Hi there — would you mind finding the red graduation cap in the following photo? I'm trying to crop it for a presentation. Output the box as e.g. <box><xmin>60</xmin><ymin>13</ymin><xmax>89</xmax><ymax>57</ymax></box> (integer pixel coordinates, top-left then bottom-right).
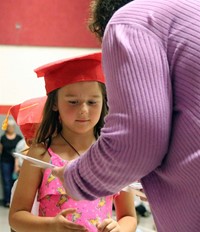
<box><xmin>4</xmin><ymin>96</ymin><xmax>47</xmax><ymax>139</ymax></box>
<box><xmin>34</xmin><ymin>52</ymin><xmax>105</xmax><ymax>94</ymax></box>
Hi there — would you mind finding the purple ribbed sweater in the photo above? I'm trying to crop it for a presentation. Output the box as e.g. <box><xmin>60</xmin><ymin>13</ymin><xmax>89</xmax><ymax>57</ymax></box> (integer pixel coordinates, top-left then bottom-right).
<box><xmin>64</xmin><ymin>0</ymin><xmax>200</xmax><ymax>231</ymax></box>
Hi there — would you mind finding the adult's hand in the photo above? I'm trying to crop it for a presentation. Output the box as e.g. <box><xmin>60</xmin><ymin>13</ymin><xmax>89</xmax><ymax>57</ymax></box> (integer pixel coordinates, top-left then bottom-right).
<box><xmin>52</xmin><ymin>160</ymin><xmax>81</xmax><ymax>200</ymax></box>
<box><xmin>52</xmin><ymin>166</ymin><xmax>65</xmax><ymax>185</ymax></box>
<box><xmin>52</xmin><ymin>164</ymin><xmax>78</xmax><ymax>200</ymax></box>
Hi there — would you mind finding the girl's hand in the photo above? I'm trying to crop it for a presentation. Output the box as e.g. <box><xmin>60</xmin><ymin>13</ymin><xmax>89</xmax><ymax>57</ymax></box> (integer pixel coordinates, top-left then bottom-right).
<box><xmin>51</xmin><ymin>208</ymin><xmax>88</xmax><ymax>232</ymax></box>
<box><xmin>97</xmin><ymin>218</ymin><xmax>121</xmax><ymax>232</ymax></box>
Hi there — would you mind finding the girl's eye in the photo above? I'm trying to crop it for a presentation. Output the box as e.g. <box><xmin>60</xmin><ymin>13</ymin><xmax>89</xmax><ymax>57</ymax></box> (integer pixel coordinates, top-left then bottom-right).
<box><xmin>68</xmin><ymin>101</ymin><xmax>78</xmax><ymax>105</ymax></box>
<box><xmin>88</xmin><ymin>101</ymin><xmax>97</xmax><ymax>105</ymax></box>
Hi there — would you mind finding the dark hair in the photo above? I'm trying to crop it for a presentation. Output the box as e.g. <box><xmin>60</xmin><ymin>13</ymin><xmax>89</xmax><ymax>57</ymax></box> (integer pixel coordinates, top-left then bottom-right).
<box><xmin>88</xmin><ymin>0</ymin><xmax>133</xmax><ymax>40</ymax></box>
<box><xmin>35</xmin><ymin>83</ymin><xmax>108</xmax><ymax>148</ymax></box>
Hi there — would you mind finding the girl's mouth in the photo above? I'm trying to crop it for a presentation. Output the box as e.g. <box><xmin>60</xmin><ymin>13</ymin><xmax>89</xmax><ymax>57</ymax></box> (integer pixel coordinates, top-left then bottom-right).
<box><xmin>75</xmin><ymin>119</ymin><xmax>90</xmax><ymax>123</ymax></box>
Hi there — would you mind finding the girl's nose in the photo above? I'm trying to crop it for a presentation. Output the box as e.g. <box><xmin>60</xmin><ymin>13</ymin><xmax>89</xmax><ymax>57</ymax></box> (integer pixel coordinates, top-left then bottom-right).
<box><xmin>79</xmin><ymin>103</ymin><xmax>88</xmax><ymax>115</ymax></box>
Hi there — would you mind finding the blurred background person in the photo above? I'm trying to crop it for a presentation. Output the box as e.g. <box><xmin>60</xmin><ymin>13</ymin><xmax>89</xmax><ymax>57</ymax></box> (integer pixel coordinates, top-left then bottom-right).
<box><xmin>8</xmin><ymin>96</ymin><xmax>46</xmax><ymax>232</ymax></box>
<box><xmin>0</xmin><ymin>119</ymin><xmax>22</xmax><ymax>207</ymax></box>
<box><xmin>13</xmin><ymin>138</ymin><xmax>28</xmax><ymax>177</ymax></box>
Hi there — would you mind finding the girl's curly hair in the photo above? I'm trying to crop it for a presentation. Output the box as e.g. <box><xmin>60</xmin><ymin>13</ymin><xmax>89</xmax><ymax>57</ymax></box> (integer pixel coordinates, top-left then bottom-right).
<box><xmin>89</xmin><ymin>0</ymin><xmax>133</xmax><ymax>40</ymax></box>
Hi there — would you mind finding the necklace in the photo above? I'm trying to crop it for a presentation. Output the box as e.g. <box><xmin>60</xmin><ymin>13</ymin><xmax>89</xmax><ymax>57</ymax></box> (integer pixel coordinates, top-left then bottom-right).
<box><xmin>60</xmin><ymin>132</ymin><xmax>80</xmax><ymax>156</ymax></box>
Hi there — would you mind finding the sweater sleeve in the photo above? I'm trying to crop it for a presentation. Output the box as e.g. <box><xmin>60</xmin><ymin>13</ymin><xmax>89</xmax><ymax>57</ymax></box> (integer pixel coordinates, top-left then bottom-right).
<box><xmin>64</xmin><ymin>24</ymin><xmax>172</xmax><ymax>200</ymax></box>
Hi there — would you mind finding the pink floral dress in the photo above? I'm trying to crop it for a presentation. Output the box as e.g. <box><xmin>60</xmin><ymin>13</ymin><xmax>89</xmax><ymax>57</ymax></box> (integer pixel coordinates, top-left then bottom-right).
<box><xmin>38</xmin><ymin>148</ymin><xmax>114</xmax><ymax>232</ymax></box>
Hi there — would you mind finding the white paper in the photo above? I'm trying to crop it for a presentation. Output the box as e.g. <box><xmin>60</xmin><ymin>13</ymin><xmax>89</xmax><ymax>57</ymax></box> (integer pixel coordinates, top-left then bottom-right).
<box><xmin>122</xmin><ymin>182</ymin><xmax>146</xmax><ymax>198</ymax></box>
<box><xmin>13</xmin><ymin>152</ymin><xmax>56</xmax><ymax>170</ymax></box>
<box><xmin>129</xmin><ymin>182</ymin><xmax>143</xmax><ymax>190</ymax></box>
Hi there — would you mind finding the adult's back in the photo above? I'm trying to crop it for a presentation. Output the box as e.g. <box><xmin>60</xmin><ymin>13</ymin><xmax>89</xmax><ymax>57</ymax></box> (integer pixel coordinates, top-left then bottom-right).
<box><xmin>103</xmin><ymin>0</ymin><xmax>200</xmax><ymax>231</ymax></box>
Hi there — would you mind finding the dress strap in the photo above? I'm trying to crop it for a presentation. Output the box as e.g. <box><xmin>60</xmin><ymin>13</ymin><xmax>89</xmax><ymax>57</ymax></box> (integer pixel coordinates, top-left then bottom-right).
<box><xmin>47</xmin><ymin>147</ymin><xmax>65</xmax><ymax>161</ymax></box>
<box><xmin>47</xmin><ymin>147</ymin><xmax>54</xmax><ymax>157</ymax></box>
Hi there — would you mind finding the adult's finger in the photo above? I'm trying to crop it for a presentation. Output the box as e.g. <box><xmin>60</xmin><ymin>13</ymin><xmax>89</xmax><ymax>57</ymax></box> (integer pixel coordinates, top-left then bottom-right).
<box><xmin>52</xmin><ymin>166</ymin><xmax>65</xmax><ymax>183</ymax></box>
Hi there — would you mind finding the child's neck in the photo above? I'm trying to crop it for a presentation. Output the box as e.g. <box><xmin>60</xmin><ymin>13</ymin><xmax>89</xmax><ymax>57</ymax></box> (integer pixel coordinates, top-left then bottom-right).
<box><xmin>60</xmin><ymin>128</ymin><xmax>96</xmax><ymax>152</ymax></box>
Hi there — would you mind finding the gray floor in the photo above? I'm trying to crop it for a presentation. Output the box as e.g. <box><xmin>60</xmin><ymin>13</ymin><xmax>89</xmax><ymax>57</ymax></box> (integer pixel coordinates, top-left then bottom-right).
<box><xmin>0</xmin><ymin>206</ymin><xmax>10</xmax><ymax>232</ymax></box>
<box><xmin>0</xmin><ymin>205</ymin><xmax>155</xmax><ymax>232</ymax></box>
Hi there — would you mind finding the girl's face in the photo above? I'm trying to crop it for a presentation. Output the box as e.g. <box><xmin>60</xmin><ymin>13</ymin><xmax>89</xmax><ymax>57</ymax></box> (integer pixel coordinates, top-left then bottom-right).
<box><xmin>56</xmin><ymin>81</ymin><xmax>103</xmax><ymax>135</ymax></box>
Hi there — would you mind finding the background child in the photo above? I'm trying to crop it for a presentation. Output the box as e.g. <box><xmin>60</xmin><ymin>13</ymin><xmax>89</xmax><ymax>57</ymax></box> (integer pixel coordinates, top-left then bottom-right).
<box><xmin>9</xmin><ymin>53</ymin><xmax>137</xmax><ymax>232</ymax></box>
<box><xmin>8</xmin><ymin>96</ymin><xmax>46</xmax><ymax>232</ymax></box>
<box><xmin>10</xmin><ymin>96</ymin><xmax>47</xmax><ymax>176</ymax></box>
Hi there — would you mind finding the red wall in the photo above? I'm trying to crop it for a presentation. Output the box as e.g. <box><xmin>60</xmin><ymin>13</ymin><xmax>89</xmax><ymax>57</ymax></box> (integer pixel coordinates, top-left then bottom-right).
<box><xmin>0</xmin><ymin>106</ymin><xmax>12</xmax><ymax>114</ymax></box>
<box><xmin>0</xmin><ymin>0</ymin><xmax>99</xmax><ymax>48</ymax></box>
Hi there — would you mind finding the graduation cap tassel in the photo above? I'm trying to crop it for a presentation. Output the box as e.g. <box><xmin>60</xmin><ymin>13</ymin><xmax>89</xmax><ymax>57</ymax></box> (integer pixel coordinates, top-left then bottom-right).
<box><xmin>1</xmin><ymin>109</ymin><xmax>11</xmax><ymax>131</ymax></box>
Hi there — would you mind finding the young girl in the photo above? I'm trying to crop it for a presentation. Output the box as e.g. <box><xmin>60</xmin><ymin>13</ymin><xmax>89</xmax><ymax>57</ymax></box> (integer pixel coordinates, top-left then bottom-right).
<box><xmin>9</xmin><ymin>53</ymin><xmax>137</xmax><ymax>232</ymax></box>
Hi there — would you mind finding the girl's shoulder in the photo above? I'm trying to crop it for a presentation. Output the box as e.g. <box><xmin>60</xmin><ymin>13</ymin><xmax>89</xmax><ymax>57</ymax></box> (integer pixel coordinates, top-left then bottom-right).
<box><xmin>28</xmin><ymin>143</ymin><xmax>47</xmax><ymax>159</ymax></box>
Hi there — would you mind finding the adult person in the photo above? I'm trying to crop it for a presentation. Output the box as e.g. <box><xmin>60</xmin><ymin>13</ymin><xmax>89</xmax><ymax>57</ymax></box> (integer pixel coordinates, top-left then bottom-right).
<box><xmin>0</xmin><ymin>120</ymin><xmax>22</xmax><ymax>207</ymax></box>
<box><xmin>53</xmin><ymin>0</ymin><xmax>200</xmax><ymax>231</ymax></box>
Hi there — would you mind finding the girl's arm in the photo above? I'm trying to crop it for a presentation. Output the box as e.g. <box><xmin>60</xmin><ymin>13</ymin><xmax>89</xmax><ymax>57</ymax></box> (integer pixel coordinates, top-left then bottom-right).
<box><xmin>97</xmin><ymin>191</ymin><xmax>137</xmax><ymax>232</ymax></box>
<box><xmin>9</xmin><ymin>144</ymin><xmax>87</xmax><ymax>232</ymax></box>
<box><xmin>115</xmin><ymin>191</ymin><xmax>137</xmax><ymax>231</ymax></box>
<box><xmin>9</xmin><ymin>144</ymin><xmax>51</xmax><ymax>232</ymax></box>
